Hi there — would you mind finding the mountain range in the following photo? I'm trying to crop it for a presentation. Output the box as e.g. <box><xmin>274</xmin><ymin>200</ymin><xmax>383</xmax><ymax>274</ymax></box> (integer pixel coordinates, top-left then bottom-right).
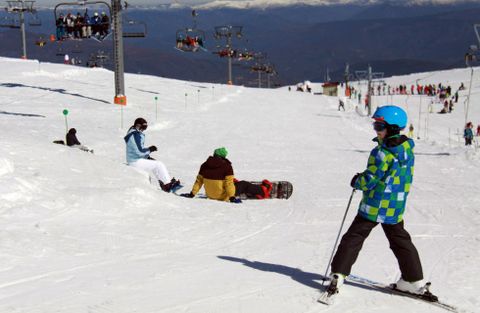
<box><xmin>1</xmin><ymin>1</ymin><xmax>479</xmax><ymax>86</ymax></box>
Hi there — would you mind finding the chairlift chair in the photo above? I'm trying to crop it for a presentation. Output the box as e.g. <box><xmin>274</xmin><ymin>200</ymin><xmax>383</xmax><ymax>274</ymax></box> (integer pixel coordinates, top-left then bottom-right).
<box><xmin>28</xmin><ymin>13</ymin><xmax>41</xmax><ymax>26</ymax></box>
<box><xmin>6</xmin><ymin>0</ymin><xmax>34</xmax><ymax>13</ymax></box>
<box><xmin>236</xmin><ymin>49</ymin><xmax>254</xmax><ymax>61</ymax></box>
<box><xmin>175</xmin><ymin>28</ymin><xmax>206</xmax><ymax>52</ymax></box>
<box><xmin>122</xmin><ymin>19</ymin><xmax>147</xmax><ymax>38</ymax></box>
<box><xmin>0</xmin><ymin>15</ymin><xmax>20</xmax><ymax>29</ymax></box>
<box><xmin>54</xmin><ymin>1</ymin><xmax>112</xmax><ymax>42</ymax></box>
<box><xmin>214</xmin><ymin>25</ymin><xmax>243</xmax><ymax>39</ymax></box>
<box><xmin>175</xmin><ymin>10</ymin><xmax>206</xmax><ymax>52</ymax></box>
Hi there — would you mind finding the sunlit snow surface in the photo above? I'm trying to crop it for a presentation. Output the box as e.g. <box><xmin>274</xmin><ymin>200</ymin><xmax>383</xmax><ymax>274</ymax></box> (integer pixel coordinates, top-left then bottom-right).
<box><xmin>0</xmin><ymin>57</ymin><xmax>479</xmax><ymax>313</ymax></box>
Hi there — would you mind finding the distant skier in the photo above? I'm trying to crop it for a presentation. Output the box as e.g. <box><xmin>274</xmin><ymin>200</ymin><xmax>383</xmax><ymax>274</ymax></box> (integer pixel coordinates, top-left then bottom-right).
<box><xmin>448</xmin><ymin>99</ymin><xmax>454</xmax><ymax>113</ymax></box>
<box><xmin>325</xmin><ymin>105</ymin><xmax>425</xmax><ymax>295</ymax></box>
<box><xmin>124</xmin><ymin>118</ymin><xmax>180</xmax><ymax>192</ymax></box>
<box><xmin>180</xmin><ymin>147</ymin><xmax>272</xmax><ymax>202</ymax></box>
<box><xmin>407</xmin><ymin>123</ymin><xmax>414</xmax><ymax>138</ymax></box>
<box><xmin>66</xmin><ymin>128</ymin><xmax>93</xmax><ymax>153</ymax></box>
<box><xmin>464</xmin><ymin>122</ymin><xmax>474</xmax><ymax>146</ymax></box>
<box><xmin>338</xmin><ymin>99</ymin><xmax>345</xmax><ymax>111</ymax></box>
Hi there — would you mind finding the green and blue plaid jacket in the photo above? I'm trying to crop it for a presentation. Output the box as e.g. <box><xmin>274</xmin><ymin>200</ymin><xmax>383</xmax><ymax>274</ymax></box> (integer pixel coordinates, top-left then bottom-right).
<box><xmin>354</xmin><ymin>135</ymin><xmax>414</xmax><ymax>224</ymax></box>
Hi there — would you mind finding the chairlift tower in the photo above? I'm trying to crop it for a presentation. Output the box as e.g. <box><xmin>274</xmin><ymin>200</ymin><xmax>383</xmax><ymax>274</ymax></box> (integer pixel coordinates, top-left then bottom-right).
<box><xmin>111</xmin><ymin>0</ymin><xmax>126</xmax><ymax>107</ymax></box>
<box><xmin>251</xmin><ymin>52</ymin><xmax>266</xmax><ymax>88</ymax></box>
<box><xmin>266</xmin><ymin>64</ymin><xmax>277</xmax><ymax>89</ymax></box>
<box><xmin>4</xmin><ymin>0</ymin><xmax>36</xmax><ymax>59</ymax></box>
<box><xmin>355</xmin><ymin>66</ymin><xmax>383</xmax><ymax>115</ymax></box>
<box><xmin>464</xmin><ymin>24</ymin><xmax>480</xmax><ymax>126</ymax></box>
<box><xmin>344</xmin><ymin>63</ymin><xmax>351</xmax><ymax>89</ymax></box>
<box><xmin>214</xmin><ymin>25</ymin><xmax>243</xmax><ymax>85</ymax></box>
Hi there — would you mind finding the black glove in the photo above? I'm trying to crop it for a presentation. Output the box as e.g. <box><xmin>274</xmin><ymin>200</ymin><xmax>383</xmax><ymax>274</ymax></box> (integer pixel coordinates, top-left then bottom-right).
<box><xmin>350</xmin><ymin>173</ymin><xmax>361</xmax><ymax>188</ymax></box>
<box><xmin>180</xmin><ymin>192</ymin><xmax>194</xmax><ymax>198</ymax></box>
<box><xmin>148</xmin><ymin>145</ymin><xmax>157</xmax><ymax>152</ymax></box>
<box><xmin>229</xmin><ymin>196</ymin><xmax>242</xmax><ymax>203</ymax></box>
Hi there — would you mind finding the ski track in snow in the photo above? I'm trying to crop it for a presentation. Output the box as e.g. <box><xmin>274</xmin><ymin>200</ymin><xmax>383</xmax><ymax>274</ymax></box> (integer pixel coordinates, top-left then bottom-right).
<box><xmin>0</xmin><ymin>58</ymin><xmax>479</xmax><ymax>313</ymax></box>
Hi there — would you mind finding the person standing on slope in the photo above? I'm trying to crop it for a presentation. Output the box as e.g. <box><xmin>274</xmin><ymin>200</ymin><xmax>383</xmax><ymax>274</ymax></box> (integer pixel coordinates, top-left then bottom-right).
<box><xmin>464</xmin><ymin>122</ymin><xmax>474</xmax><ymax>146</ymax></box>
<box><xmin>327</xmin><ymin>105</ymin><xmax>425</xmax><ymax>294</ymax></box>
<box><xmin>124</xmin><ymin>118</ymin><xmax>180</xmax><ymax>192</ymax></box>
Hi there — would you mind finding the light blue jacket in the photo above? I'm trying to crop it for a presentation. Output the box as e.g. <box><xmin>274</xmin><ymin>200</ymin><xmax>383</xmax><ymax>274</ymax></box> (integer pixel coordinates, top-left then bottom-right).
<box><xmin>124</xmin><ymin>127</ymin><xmax>150</xmax><ymax>164</ymax></box>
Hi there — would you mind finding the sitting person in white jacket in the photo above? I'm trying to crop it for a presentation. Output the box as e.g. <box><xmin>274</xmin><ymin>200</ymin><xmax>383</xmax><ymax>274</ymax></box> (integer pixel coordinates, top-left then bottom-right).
<box><xmin>124</xmin><ymin>117</ymin><xmax>180</xmax><ymax>192</ymax></box>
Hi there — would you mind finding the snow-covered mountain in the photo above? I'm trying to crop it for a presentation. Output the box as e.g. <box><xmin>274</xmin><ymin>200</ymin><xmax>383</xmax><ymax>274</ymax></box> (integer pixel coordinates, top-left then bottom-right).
<box><xmin>192</xmin><ymin>0</ymin><xmax>478</xmax><ymax>10</ymax></box>
<box><xmin>0</xmin><ymin>56</ymin><xmax>479</xmax><ymax>313</ymax></box>
<box><xmin>34</xmin><ymin>0</ymin><xmax>480</xmax><ymax>10</ymax></box>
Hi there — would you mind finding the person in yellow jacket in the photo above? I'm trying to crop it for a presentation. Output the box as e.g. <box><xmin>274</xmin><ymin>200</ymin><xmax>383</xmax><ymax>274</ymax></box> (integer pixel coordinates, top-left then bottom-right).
<box><xmin>181</xmin><ymin>147</ymin><xmax>237</xmax><ymax>202</ymax></box>
<box><xmin>181</xmin><ymin>147</ymin><xmax>273</xmax><ymax>202</ymax></box>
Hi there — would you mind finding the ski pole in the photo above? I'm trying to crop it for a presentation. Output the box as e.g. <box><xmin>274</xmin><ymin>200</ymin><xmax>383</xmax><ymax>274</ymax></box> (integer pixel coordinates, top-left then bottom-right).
<box><xmin>322</xmin><ymin>188</ymin><xmax>356</xmax><ymax>285</ymax></box>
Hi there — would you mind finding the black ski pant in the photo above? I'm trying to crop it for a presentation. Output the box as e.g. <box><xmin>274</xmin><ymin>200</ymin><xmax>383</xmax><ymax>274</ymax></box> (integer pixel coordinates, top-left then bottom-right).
<box><xmin>234</xmin><ymin>180</ymin><xmax>263</xmax><ymax>198</ymax></box>
<box><xmin>331</xmin><ymin>214</ymin><xmax>423</xmax><ymax>282</ymax></box>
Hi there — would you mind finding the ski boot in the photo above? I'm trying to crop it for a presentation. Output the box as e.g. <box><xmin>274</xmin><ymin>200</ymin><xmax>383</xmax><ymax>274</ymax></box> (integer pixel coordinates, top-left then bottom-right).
<box><xmin>160</xmin><ymin>178</ymin><xmax>181</xmax><ymax>193</ymax></box>
<box><xmin>318</xmin><ymin>273</ymin><xmax>344</xmax><ymax>305</ymax></box>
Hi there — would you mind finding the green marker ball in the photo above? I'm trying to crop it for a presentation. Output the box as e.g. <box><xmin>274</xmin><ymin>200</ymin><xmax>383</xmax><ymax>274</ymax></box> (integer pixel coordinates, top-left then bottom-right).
<box><xmin>63</xmin><ymin>109</ymin><xmax>69</xmax><ymax>116</ymax></box>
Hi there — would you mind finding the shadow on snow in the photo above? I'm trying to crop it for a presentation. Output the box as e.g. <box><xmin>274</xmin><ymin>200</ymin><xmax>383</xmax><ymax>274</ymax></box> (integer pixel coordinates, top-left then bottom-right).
<box><xmin>217</xmin><ymin>255</ymin><xmax>326</xmax><ymax>290</ymax></box>
<box><xmin>0</xmin><ymin>110</ymin><xmax>45</xmax><ymax>118</ymax></box>
<box><xmin>217</xmin><ymin>255</ymin><xmax>396</xmax><ymax>295</ymax></box>
<box><xmin>0</xmin><ymin>83</ymin><xmax>110</xmax><ymax>104</ymax></box>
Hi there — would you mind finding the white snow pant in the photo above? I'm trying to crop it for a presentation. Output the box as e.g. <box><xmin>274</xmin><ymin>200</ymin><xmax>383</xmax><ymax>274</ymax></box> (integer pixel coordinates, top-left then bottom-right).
<box><xmin>130</xmin><ymin>159</ymin><xmax>171</xmax><ymax>184</ymax></box>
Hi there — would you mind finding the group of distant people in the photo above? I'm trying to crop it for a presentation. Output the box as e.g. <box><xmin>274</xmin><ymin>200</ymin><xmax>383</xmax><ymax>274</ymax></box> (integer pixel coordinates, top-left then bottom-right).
<box><xmin>213</xmin><ymin>48</ymin><xmax>253</xmax><ymax>60</ymax></box>
<box><xmin>356</xmin><ymin>82</ymin><xmax>465</xmax><ymax>98</ymax></box>
<box><xmin>176</xmin><ymin>35</ymin><xmax>204</xmax><ymax>51</ymax></box>
<box><xmin>56</xmin><ymin>11</ymin><xmax>110</xmax><ymax>41</ymax></box>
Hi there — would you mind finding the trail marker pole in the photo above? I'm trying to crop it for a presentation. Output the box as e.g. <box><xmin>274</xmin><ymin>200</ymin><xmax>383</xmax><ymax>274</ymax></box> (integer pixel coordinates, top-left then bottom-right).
<box><xmin>62</xmin><ymin>109</ymin><xmax>69</xmax><ymax>134</ymax></box>
<box><xmin>155</xmin><ymin>96</ymin><xmax>158</xmax><ymax>122</ymax></box>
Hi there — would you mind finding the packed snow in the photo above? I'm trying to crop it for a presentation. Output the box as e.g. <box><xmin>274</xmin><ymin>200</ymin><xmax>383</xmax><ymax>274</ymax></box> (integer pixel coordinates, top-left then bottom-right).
<box><xmin>0</xmin><ymin>56</ymin><xmax>479</xmax><ymax>313</ymax></box>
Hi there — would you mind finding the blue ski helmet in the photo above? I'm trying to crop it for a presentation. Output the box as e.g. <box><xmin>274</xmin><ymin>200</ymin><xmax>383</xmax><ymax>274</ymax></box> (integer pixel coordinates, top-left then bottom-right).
<box><xmin>372</xmin><ymin>105</ymin><xmax>407</xmax><ymax>130</ymax></box>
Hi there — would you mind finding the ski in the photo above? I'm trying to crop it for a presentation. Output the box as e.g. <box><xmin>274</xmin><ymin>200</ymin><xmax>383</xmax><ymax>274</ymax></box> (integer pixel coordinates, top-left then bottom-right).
<box><xmin>346</xmin><ymin>274</ymin><xmax>459</xmax><ymax>313</ymax></box>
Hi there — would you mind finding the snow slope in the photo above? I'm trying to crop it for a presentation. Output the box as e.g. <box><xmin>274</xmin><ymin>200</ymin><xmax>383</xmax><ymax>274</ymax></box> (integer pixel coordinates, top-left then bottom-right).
<box><xmin>0</xmin><ymin>57</ymin><xmax>479</xmax><ymax>313</ymax></box>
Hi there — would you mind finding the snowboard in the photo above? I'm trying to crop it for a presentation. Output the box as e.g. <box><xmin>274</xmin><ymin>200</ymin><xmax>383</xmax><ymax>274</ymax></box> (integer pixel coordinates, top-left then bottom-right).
<box><xmin>238</xmin><ymin>181</ymin><xmax>293</xmax><ymax>200</ymax></box>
